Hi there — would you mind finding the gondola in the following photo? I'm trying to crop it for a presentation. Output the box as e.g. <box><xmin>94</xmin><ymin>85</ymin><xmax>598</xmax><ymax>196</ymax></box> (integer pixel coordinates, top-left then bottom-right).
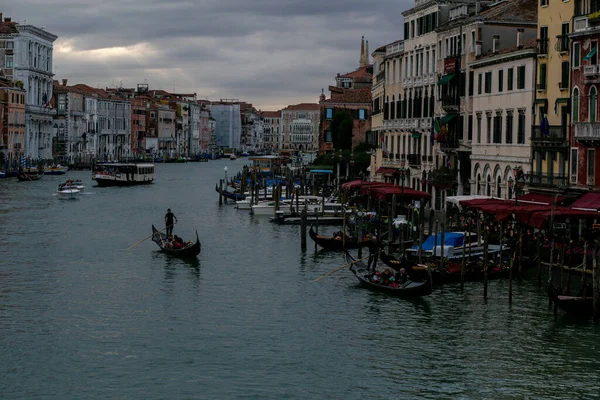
<box><xmin>346</xmin><ymin>252</ymin><xmax>432</xmax><ymax>298</ymax></box>
<box><xmin>309</xmin><ymin>225</ymin><xmax>374</xmax><ymax>251</ymax></box>
<box><xmin>548</xmin><ymin>282</ymin><xmax>594</xmax><ymax>317</ymax></box>
<box><xmin>215</xmin><ymin>184</ymin><xmax>246</xmax><ymax>201</ymax></box>
<box><xmin>151</xmin><ymin>225</ymin><xmax>201</xmax><ymax>258</ymax></box>
<box><xmin>17</xmin><ymin>173</ymin><xmax>43</xmax><ymax>182</ymax></box>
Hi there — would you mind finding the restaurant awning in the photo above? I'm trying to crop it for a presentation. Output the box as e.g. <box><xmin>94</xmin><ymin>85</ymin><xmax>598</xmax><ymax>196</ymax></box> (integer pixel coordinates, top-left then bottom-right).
<box><xmin>437</xmin><ymin>73</ymin><xmax>455</xmax><ymax>86</ymax></box>
<box><xmin>516</xmin><ymin>193</ymin><xmax>566</xmax><ymax>205</ymax></box>
<box><xmin>367</xmin><ymin>186</ymin><xmax>432</xmax><ymax>202</ymax></box>
<box><xmin>570</xmin><ymin>192</ymin><xmax>600</xmax><ymax>211</ymax></box>
<box><xmin>584</xmin><ymin>45</ymin><xmax>597</xmax><ymax>61</ymax></box>
<box><xmin>376</xmin><ymin>167</ymin><xmax>398</xmax><ymax>175</ymax></box>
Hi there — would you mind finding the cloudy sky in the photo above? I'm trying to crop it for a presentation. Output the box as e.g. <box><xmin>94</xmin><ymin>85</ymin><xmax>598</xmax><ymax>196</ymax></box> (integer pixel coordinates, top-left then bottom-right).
<box><xmin>6</xmin><ymin>0</ymin><xmax>409</xmax><ymax>110</ymax></box>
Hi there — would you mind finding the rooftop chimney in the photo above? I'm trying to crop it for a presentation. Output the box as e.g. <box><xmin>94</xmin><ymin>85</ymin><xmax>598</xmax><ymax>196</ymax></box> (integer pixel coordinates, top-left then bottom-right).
<box><xmin>517</xmin><ymin>28</ymin><xmax>524</xmax><ymax>49</ymax></box>
<box><xmin>4</xmin><ymin>17</ymin><xmax>11</xmax><ymax>22</ymax></box>
<box><xmin>493</xmin><ymin>35</ymin><xmax>500</xmax><ymax>54</ymax></box>
<box><xmin>62</xmin><ymin>79</ymin><xmax>68</xmax><ymax>86</ymax></box>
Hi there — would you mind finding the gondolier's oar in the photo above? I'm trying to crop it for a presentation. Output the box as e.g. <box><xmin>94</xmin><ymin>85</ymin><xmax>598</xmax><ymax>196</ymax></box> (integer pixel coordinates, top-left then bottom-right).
<box><xmin>313</xmin><ymin>252</ymin><xmax>379</xmax><ymax>282</ymax></box>
<box><xmin>126</xmin><ymin>223</ymin><xmax>175</xmax><ymax>250</ymax></box>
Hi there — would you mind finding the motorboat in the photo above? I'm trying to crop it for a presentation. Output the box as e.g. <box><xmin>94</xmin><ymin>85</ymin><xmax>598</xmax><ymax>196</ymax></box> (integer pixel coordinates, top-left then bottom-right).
<box><xmin>57</xmin><ymin>185</ymin><xmax>80</xmax><ymax>199</ymax></box>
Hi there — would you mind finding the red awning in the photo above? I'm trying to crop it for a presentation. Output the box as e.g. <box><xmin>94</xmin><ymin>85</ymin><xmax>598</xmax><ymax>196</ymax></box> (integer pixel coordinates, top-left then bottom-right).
<box><xmin>570</xmin><ymin>192</ymin><xmax>600</xmax><ymax>211</ymax></box>
<box><xmin>359</xmin><ymin>182</ymin><xmax>396</xmax><ymax>195</ymax></box>
<box><xmin>341</xmin><ymin>179</ymin><xmax>366</xmax><ymax>190</ymax></box>
<box><xmin>459</xmin><ymin>198</ymin><xmax>507</xmax><ymax>211</ymax></box>
<box><xmin>376</xmin><ymin>167</ymin><xmax>398</xmax><ymax>175</ymax></box>
<box><xmin>368</xmin><ymin>186</ymin><xmax>432</xmax><ymax>202</ymax></box>
<box><xmin>516</xmin><ymin>193</ymin><xmax>566</xmax><ymax>205</ymax></box>
<box><xmin>527</xmin><ymin>207</ymin><xmax>600</xmax><ymax>229</ymax></box>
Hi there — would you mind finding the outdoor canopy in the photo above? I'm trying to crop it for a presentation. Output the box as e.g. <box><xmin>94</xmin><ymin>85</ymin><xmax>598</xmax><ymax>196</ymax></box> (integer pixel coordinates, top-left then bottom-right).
<box><xmin>570</xmin><ymin>192</ymin><xmax>600</xmax><ymax>211</ymax></box>
<box><xmin>367</xmin><ymin>186</ymin><xmax>431</xmax><ymax>202</ymax></box>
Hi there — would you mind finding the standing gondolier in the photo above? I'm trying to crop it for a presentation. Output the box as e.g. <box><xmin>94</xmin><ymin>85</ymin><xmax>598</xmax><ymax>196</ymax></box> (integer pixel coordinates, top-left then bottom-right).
<box><xmin>165</xmin><ymin>208</ymin><xmax>177</xmax><ymax>237</ymax></box>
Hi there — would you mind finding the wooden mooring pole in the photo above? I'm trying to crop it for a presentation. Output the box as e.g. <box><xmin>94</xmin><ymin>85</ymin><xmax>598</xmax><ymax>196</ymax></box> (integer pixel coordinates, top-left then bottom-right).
<box><xmin>219</xmin><ymin>179</ymin><xmax>223</xmax><ymax>206</ymax></box>
<box><xmin>536</xmin><ymin>234</ymin><xmax>542</xmax><ymax>288</ymax></box>
<box><xmin>461</xmin><ymin>218</ymin><xmax>467</xmax><ymax>292</ymax></box>
<box><xmin>593</xmin><ymin>241</ymin><xmax>599</xmax><ymax>321</ymax></box>
<box><xmin>483</xmin><ymin>232</ymin><xmax>489</xmax><ymax>300</ymax></box>
<box><xmin>300</xmin><ymin>206</ymin><xmax>307</xmax><ymax>250</ymax></box>
<box><xmin>509</xmin><ymin>252</ymin><xmax>514</xmax><ymax>305</ymax></box>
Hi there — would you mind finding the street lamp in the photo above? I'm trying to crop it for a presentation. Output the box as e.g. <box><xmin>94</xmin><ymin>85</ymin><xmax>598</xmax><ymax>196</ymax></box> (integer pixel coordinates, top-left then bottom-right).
<box><xmin>349</xmin><ymin>152</ymin><xmax>355</xmax><ymax>178</ymax></box>
<box><xmin>224</xmin><ymin>166</ymin><xmax>228</xmax><ymax>184</ymax></box>
<box><xmin>507</xmin><ymin>176</ymin><xmax>514</xmax><ymax>202</ymax></box>
<box><xmin>512</xmin><ymin>166</ymin><xmax>525</xmax><ymax>205</ymax></box>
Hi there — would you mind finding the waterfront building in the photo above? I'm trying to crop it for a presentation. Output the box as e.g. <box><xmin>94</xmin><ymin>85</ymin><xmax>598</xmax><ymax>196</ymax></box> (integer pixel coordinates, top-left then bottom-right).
<box><xmin>189</xmin><ymin>101</ymin><xmax>200</xmax><ymax>156</ymax></box>
<box><xmin>208</xmin><ymin>101</ymin><xmax>242</xmax><ymax>150</ymax></box>
<box><xmin>156</xmin><ymin>104</ymin><xmax>176</xmax><ymax>158</ymax></box>
<box><xmin>368</xmin><ymin>44</ymin><xmax>387</xmax><ymax>180</ymax></box>
<box><xmin>281</xmin><ymin>103</ymin><xmax>320</xmax><ymax>153</ymax></box>
<box><xmin>199</xmin><ymin>103</ymin><xmax>212</xmax><ymax>151</ymax></box>
<box><xmin>261</xmin><ymin>111</ymin><xmax>281</xmax><ymax>152</ymax></box>
<box><xmin>569</xmin><ymin>5</ymin><xmax>600</xmax><ymax>190</ymax></box>
<box><xmin>52</xmin><ymin>79</ymin><xmax>87</xmax><ymax>165</ymax></box>
<box><xmin>469</xmin><ymin>38</ymin><xmax>537</xmax><ymax>199</ymax></box>
<box><xmin>434</xmin><ymin>0</ymin><xmax>537</xmax><ymax>205</ymax></box>
<box><xmin>240</xmin><ymin>102</ymin><xmax>258</xmax><ymax>152</ymax></box>
<box><xmin>0</xmin><ymin>79</ymin><xmax>26</xmax><ymax>167</ymax></box>
<box><xmin>252</xmin><ymin>115</ymin><xmax>265</xmax><ymax>153</ymax></box>
<box><xmin>320</xmin><ymin>37</ymin><xmax>373</xmax><ymax>155</ymax></box>
<box><xmin>72</xmin><ymin>84</ymin><xmax>131</xmax><ymax>161</ymax></box>
<box><xmin>531</xmin><ymin>0</ymin><xmax>574</xmax><ymax>193</ymax></box>
<box><xmin>0</xmin><ymin>14</ymin><xmax>57</xmax><ymax>160</ymax></box>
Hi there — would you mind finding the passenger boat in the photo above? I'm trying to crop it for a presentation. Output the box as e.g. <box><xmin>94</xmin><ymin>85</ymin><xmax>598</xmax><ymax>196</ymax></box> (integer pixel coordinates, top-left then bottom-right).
<box><xmin>309</xmin><ymin>225</ymin><xmax>375</xmax><ymax>250</ymax></box>
<box><xmin>151</xmin><ymin>225</ymin><xmax>201</xmax><ymax>258</ymax></box>
<box><xmin>548</xmin><ymin>282</ymin><xmax>594</xmax><ymax>317</ymax></box>
<box><xmin>92</xmin><ymin>162</ymin><xmax>155</xmax><ymax>187</ymax></box>
<box><xmin>346</xmin><ymin>252</ymin><xmax>433</xmax><ymax>298</ymax></box>
<box><xmin>44</xmin><ymin>166</ymin><xmax>67</xmax><ymax>175</ymax></box>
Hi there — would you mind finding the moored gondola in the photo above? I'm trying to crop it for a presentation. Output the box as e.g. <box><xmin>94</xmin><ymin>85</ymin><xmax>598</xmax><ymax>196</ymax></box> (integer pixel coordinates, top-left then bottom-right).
<box><xmin>151</xmin><ymin>225</ymin><xmax>201</xmax><ymax>258</ymax></box>
<box><xmin>548</xmin><ymin>282</ymin><xmax>594</xmax><ymax>317</ymax></box>
<box><xmin>309</xmin><ymin>225</ymin><xmax>374</xmax><ymax>251</ymax></box>
<box><xmin>17</xmin><ymin>172</ymin><xmax>43</xmax><ymax>181</ymax></box>
<box><xmin>346</xmin><ymin>252</ymin><xmax>432</xmax><ymax>298</ymax></box>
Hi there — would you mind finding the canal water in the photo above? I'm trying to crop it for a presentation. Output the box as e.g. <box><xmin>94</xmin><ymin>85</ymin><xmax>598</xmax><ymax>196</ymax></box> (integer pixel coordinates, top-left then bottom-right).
<box><xmin>0</xmin><ymin>160</ymin><xmax>599</xmax><ymax>399</ymax></box>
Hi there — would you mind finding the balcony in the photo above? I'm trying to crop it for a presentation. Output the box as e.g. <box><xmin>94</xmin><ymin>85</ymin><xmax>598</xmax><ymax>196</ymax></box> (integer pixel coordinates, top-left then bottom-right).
<box><xmin>439</xmin><ymin>134</ymin><xmax>460</xmax><ymax>152</ymax></box>
<box><xmin>574</xmin><ymin>122</ymin><xmax>600</xmax><ymax>144</ymax></box>
<box><xmin>584</xmin><ymin>65</ymin><xmax>600</xmax><ymax>77</ymax></box>
<box><xmin>525</xmin><ymin>173</ymin><xmax>568</xmax><ymax>189</ymax></box>
<box><xmin>406</xmin><ymin>154</ymin><xmax>421</xmax><ymax>166</ymax></box>
<box><xmin>441</xmin><ymin>95</ymin><xmax>459</xmax><ymax>109</ymax></box>
<box><xmin>537</xmin><ymin>39</ymin><xmax>549</xmax><ymax>56</ymax></box>
<box><xmin>531</xmin><ymin>125</ymin><xmax>568</xmax><ymax>148</ymax></box>
<box><xmin>427</xmin><ymin>167</ymin><xmax>458</xmax><ymax>189</ymax></box>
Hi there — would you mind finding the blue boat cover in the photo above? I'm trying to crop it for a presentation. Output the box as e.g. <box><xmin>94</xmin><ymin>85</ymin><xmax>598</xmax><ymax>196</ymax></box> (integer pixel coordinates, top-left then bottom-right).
<box><xmin>410</xmin><ymin>232</ymin><xmax>464</xmax><ymax>251</ymax></box>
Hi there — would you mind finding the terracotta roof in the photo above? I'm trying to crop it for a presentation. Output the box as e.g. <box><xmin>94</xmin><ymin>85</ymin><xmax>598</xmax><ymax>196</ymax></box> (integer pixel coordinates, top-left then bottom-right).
<box><xmin>322</xmin><ymin>87</ymin><xmax>372</xmax><ymax>104</ymax></box>
<box><xmin>479</xmin><ymin>0</ymin><xmax>537</xmax><ymax>23</ymax></box>
<box><xmin>53</xmin><ymin>81</ymin><xmax>85</xmax><ymax>96</ymax></box>
<box><xmin>283</xmin><ymin>103</ymin><xmax>321</xmax><ymax>111</ymax></box>
<box><xmin>475</xmin><ymin>37</ymin><xmax>537</xmax><ymax>62</ymax></box>
<box><xmin>261</xmin><ymin>111</ymin><xmax>281</xmax><ymax>118</ymax></box>
<box><xmin>71</xmin><ymin>84</ymin><xmax>128</xmax><ymax>101</ymax></box>
<box><xmin>373</xmin><ymin>44</ymin><xmax>387</xmax><ymax>54</ymax></box>
<box><xmin>338</xmin><ymin>66</ymin><xmax>372</xmax><ymax>80</ymax></box>
<box><xmin>0</xmin><ymin>21</ymin><xmax>18</xmax><ymax>34</ymax></box>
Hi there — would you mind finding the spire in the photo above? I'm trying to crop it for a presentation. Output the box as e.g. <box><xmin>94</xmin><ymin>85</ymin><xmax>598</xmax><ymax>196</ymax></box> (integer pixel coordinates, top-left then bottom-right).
<box><xmin>365</xmin><ymin>40</ymin><xmax>369</xmax><ymax>64</ymax></box>
<box><xmin>360</xmin><ymin>36</ymin><xmax>365</xmax><ymax>67</ymax></box>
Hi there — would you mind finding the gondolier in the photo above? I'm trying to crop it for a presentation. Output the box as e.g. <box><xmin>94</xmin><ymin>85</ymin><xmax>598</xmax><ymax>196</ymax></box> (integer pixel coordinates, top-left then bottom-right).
<box><xmin>165</xmin><ymin>208</ymin><xmax>177</xmax><ymax>237</ymax></box>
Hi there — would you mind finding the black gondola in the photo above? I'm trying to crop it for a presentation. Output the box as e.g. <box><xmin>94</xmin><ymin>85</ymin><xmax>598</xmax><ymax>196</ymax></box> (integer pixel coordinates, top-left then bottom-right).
<box><xmin>346</xmin><ymin>252</ymin><xmax>432</xmax><ymax>298</ymax></box>
<box><xmin>151</xmin><ymin>225</ymin><xmax>201</xmax><ymax>258</ymax></box>
<box><xmin>548</xmin><ymin>282</ymin><xmax>594</xmax><ymax>317</ymax></box>
<box><xmin>215</xmin><ymin>185</ymin><xmax>246</xmax><ymax>201</ymax></box>
<box><xmin>17</xmin><ymin>173</ymin><xmax>43</xmax><ymax>181</ymax></box>
<box><xmin>309</xmin><ymin>225</ymin><xmax>374</xmax><ymax>251</ymax></box>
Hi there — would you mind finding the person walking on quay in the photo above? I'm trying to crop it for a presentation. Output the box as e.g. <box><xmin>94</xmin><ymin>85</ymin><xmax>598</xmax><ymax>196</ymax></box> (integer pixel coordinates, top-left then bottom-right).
<box><xmin>165</xmin><ymin>208</ymin><xmax>177</xmax><ymax>237</ymax></box>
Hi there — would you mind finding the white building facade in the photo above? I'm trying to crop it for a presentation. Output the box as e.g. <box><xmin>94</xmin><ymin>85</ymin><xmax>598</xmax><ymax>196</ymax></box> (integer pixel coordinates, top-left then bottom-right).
<box><xmin>208</xmin><ymin>102</ymin><xmax>242</xmax><ymax>150</ymax></box>
<box><xmin>12</xmin><ymin>24</ymin><xmax>57</xmax><ymax>160</ymax></box>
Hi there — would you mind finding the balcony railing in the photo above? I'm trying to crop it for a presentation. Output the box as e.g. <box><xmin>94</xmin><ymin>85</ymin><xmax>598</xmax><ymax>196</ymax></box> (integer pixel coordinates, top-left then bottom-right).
<box><xmin>440</xmin><ymin>134</ymin><xmax>460</xmax><ymax>151</ymax></box>
<box><xmin>428</xmin><ymin>167</ymin><xmax>458</xmax><ymax>186</ymax></box>
<box><xmin>407</xmin><ymin>154</ymin><xmax>421</xmax><ymax>166</ymax></box>
<box><xmin>574</xmin><ymin>122</ymin><xmax>600</xmax><ymax>142</ymax></box>
<box><xmin>441</xmin><ymin>95</ymin><xmax>459</xmax><ymax>108</ymax></box>
<box><xmin>525</xmin><ymin>173</ymin><xmax>568</xmax><ymax>188</ymax></box>
<box><xmin>531</xmin><ymin>125</ymin><xmax>567</xmax><ymax>144</ymax></box>
<box><xmin>537</xmin><ymin>39</ymin><xmax>549</xmax><ymax>55</ymax></box>
<box><xmin>584</xmin><ymin>65</ymin><xmax>600</xmax><ymax>77</ymax></box>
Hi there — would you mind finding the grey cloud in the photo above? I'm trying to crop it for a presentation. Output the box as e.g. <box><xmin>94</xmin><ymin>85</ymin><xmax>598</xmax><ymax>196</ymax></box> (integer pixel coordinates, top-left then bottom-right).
<box><xmin>4</xmin><ymin>0</ymin><xmax>412</xmax><ymax>108</ymax></box>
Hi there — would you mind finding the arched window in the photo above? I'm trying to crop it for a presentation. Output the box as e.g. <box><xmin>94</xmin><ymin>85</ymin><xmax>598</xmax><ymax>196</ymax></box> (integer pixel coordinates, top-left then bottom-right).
<box><xmin>476</xmin><ymin>173</ymin><xmax>481</xmax><ymax>195</ymax></box>
<box><xmin>391</xmin><ymin>95</ymin><xmax>396</xmax><ymax>120</ymax></box>
<box><xmin>590</xmin><ymin>86</ymin><xmax>597</xmax><ymax>123</ymax></box>
<box><xmin>573</xmin><ymin>87</ymin><xmax>580</xmax><ymax>123</ymax></box>
<box><xmin>496</xmin><ymin>176</ymin><xmax>502</xmax><ymax>199</ymax></box>
<box><xmin>486</xmin><ymin>175</ymin><xmax>491</xmax><ymax>197</ymax></box>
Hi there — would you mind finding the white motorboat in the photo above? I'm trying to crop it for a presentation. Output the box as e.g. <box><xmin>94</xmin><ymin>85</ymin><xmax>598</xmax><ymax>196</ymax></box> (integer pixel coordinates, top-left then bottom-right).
<box><xmin>57</xmin><ymin>187</ymin><xmax>80</xmax><ymax>200</ymax></box>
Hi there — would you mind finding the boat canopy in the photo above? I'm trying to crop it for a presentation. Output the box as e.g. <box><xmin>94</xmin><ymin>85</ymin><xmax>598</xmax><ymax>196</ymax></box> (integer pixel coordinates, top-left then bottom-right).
<box><xmin>410</xmin><ymin>232</ymin><xmax>466</xmax><ymax>251</ymax></box>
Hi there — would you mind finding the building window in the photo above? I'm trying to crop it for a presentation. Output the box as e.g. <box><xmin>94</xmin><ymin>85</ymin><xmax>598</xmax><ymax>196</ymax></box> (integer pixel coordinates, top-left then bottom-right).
<box><xmin>485</xmin><ymin>72</ymin><xmax>492</xmax><ymax>93</ymax></box>
<box><xmin>561</xmin><ymin>62</ymin><xmax>570</xmax><ymax>89</ymax></box>
<box><xmin>471</xmin><ymin>30</ymin><xmax>476</xmax><ymax>51</ymax></box>
<box><xmin>539</xmin><ymin>63</ymin><xmax>547</xmax><ymax>89</ymax></box>
<box><xmin>590</xmin><ymin>86</ymin><xmax>597</xmax><ymax>122</ymax></box>
<box><xmin>506</xmin><ymin>110</ymin><xmax>513</xmax><ymax>144</ymax></box>
<box><xmin>325</xmin><ymin>130</ymin><xmax>332</xmax><ymax>142</ymax></box>
<box><xmin>573</xmin><ymin>87</ymin><xmax>580</xmax><ymax>122</ymax></box>
<box><xmin>588</xmin><ymin>149</ymin><xmax>596</xmax><ymax>184</ymax></box>
<box><xmin>486</xmin><ymin>112</ymin><xmax>492</xmax><ymax>143</ymax></box>
<box><xmin>507</xmin><ymin>68</ymin><xmax>514</xmax><ymax>91</ymax></box>
<box><xmin>478</xmin><ymin>73</ymin><xmax>482</xmax><ymax>95</ymax></box>
<box><xmin>541</xmin><ymin>0</ymin><xmax>548</xmax><ymax>6</ymax></box>
<box><xmin>5</xmin><ymin>55</ymin><xmax>13</xmax><ymax>68</ymax></box>
<box><xmin>493</xmin><ymin>111</ymin><xmax>502</xmax><ymax>143</ymax></box>
<box><xmin>498</xmin><ymin>70</ymin><xmax>504</xmax><ymax>92</ymax></box>
<box><xmin>571</xmin><ymin>148</ymin><xmax>578</xmax><ymax>184</ymax></box>
<box><xmin>468</xmin><ymin>113</ymin><xmax>473</xmax><ymax>141</ymax></box>
<box><xmin>476</xmin><ymin>113</ymin><xmax>482</xmax><ymax>143</ymax></box>
<box><xmin>517</xmin><ymin>66</ymin><xmax>526</xmax><ymax>89</ymax></box>
<box><xmin>469</xmin><ymin>70</ymin><xmax>474</xmax><ymax>96</ymax></box>
<box><xmin>326</xmin><ymin>108</ymin><xmax>333</xmax><ymax>119</ymax></box>
<box><xmin>573</xmin><ymin>42</ymin><xmax>581</xmax><ymax>68</ymax></box>
<box><xmin>517</xmin><ymin>109</ymin><xmax>526</xmax><ymax>144</ymax></box>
